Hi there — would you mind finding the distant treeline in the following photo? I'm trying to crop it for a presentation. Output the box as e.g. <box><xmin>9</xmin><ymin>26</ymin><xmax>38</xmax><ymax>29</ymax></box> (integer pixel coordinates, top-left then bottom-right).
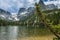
<box><xmin>0</xmin><ymin>11</ymin><xmax>60</xmax><ymax>26</ymax></box>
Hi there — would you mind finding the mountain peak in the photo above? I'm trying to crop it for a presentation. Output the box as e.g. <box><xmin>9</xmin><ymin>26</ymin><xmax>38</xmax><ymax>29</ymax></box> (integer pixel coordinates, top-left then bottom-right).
<box><xmin>0</xmin><ymin>8</ymin><xmax>11</xmax><ymax>15</ymax></box>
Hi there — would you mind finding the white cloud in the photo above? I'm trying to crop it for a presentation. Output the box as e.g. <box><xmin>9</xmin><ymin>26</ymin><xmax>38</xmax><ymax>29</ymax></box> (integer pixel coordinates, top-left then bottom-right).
<box><xmin>0</xmin><ymin>0</ymin><xmax>60</xmax><ymax>13</ymax></box>
<box><xmin>0</xmin><ymin>0</ymin><xmax>11</xmax><ymax>9</ymax></box>
<box><xmin>0</xmin><ymin>0</ymin><xmax>39</xmax><ymax>13</ymax></box>
<box><xmin>12</xmin><ymin>0</ymin><xmax>17</xmax><ymax>2</ymax></box>
<box><xmin>44</xmin><ymin>0</ymin><xmax>60</xmax><ymax>9</ymax></box>
<box><xmin>44</xmin><ymin>0</ymin><xmax>60</xmax><ymax>5</ymax></box>
<box><xmin>44</xmin><ymin>0</ymin><xmax>60</xmax><ymax>8</ymax></box>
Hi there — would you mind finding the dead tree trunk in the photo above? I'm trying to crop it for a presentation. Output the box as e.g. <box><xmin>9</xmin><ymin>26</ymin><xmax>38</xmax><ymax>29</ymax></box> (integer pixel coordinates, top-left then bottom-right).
<box><xmin>35</xmin><ymin>3</ymin><xmax>60</xmax><ymax>39</ymax></box>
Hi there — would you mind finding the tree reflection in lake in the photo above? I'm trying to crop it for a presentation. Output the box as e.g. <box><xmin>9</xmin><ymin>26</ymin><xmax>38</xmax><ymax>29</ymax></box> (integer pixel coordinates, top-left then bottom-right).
<box><xmin>0</xmin><ymin>26</ymin><xmax>54</xmax><ymax>40</ymax></box>
<box><xmin>0</xmin><ymin>26</ymin><xmax>18</xmax><ymax>40</ymax></box>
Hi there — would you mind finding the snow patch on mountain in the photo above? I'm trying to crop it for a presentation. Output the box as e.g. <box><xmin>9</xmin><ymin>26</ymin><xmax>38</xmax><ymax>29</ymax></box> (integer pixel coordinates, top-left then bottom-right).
<box><xmin>11</xmin><ymin>13</ymin><xmax>19</xmax><ymax>21</ymax></box>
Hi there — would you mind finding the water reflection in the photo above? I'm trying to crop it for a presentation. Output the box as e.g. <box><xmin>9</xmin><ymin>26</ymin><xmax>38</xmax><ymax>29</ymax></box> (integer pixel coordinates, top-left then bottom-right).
<box><xmin>0</xmin><ymin>26</ymin><xmax>53</xmax><ymax>40</ymax></box>
<box><xmin>0</xmin><ymin>26</ymin><xmax>8</xmax><ymax>40</ymax></box>
<box><xmin>0</xmin><ymin>26</ymin><xmax>18</xmax><ymax>40</ymax></box>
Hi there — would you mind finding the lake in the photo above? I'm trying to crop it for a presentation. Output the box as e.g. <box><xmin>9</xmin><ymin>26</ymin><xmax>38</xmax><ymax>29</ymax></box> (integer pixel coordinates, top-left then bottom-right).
<box><xmin>0</xmin><ymin>26</ymin><xmax>55</xmax><ymax>40</ymax></box>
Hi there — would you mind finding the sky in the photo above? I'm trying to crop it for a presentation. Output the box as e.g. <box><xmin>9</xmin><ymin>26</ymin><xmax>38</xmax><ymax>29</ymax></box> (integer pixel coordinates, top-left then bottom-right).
<box><xmin>43</xmin><ymin>0</ymin><xmax>60</xmax><ymax>9</ymax></box>
<box><xmin>43</xmin><ymin>0</ymin><xmax>60</xmax><ymax>5</ymax></box>
<box><xmin>0</xmin><ymin>0</ymin><xmax>60</xmax><ymax>13</ymax></box>
<box><xmin>0</xmin><ymin>0</ymin><xmax>39</xmax><ymax>13</ymax></box>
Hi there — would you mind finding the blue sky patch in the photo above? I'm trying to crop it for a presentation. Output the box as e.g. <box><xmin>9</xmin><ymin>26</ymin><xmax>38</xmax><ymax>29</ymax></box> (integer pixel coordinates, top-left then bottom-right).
<box><xmin>0</xmin><ymin>0</ymin><xmax>39</xmax><ymax>13</ymax></box>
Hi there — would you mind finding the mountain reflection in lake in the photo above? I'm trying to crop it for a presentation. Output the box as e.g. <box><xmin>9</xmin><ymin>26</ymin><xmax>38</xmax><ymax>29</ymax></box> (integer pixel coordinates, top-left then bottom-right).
<box><xmin>0</xmin><ymin>26</ymin><xmax>18</xmax><ymax>40</ymax></box>
<box><xmin>0</xmin><ymin>26</ymin><xmax>54</xmax><ymax>40</ymax></box>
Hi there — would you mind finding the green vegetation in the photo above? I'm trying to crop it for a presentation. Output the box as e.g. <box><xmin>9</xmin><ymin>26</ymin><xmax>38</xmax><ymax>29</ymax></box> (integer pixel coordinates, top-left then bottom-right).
<box><xmin>0</xmin><ymin>2</ymin><xmax>60</xmax><ymax>40</ymax></box>
<box><xmin>35</xmin><ymin>3</ymin><xmax>60</xmax><ymax>39</ymax></box>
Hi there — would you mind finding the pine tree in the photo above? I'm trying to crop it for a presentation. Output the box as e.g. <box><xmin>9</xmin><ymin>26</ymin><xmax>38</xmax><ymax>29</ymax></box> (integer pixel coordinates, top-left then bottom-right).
<box><xmin>35</xmin><ymin>3</ymin><xmax>60</xmax><ymax>39</ymax></box>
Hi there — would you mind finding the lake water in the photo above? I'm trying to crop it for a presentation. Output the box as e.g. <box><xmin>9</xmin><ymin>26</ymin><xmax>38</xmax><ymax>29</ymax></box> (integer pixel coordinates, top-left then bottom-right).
<box><xmin>0</xmin><ymin>26</ymin><xmax>54</xmax><ymax>40</ymax></box>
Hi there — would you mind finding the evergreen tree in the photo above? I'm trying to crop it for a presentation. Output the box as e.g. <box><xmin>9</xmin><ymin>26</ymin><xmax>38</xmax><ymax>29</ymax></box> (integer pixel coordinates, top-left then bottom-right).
<box><xmin>35</xmin><ymin>3</ymin><xmax>60</xmax><ymax>38</ymax></box>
